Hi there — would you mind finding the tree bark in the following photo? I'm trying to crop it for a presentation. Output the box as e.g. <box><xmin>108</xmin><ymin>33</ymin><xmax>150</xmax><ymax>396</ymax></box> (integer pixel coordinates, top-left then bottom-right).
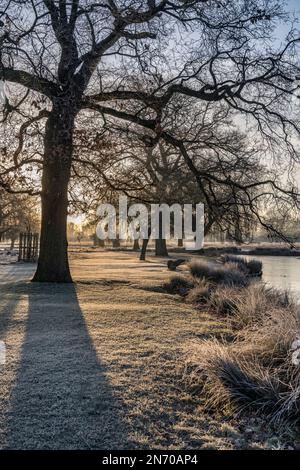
<box><xmin>140</xmin><ymin>224</ymin><xmax>152</xmax><ymax>261</ymax></box>
<box><xmin>155</xmin><ymin>212</ymin><xmax>168</xmax><ymax>256</ymax></box>
<box><xmin>155</xmin><ymin>237</ymin><xmax>168</xmax><ymax>257</ymax></box>
<box><xmin>32</xmin><ymin>100</ymin><xmax>76</xmax><ymax>283</ymax></box>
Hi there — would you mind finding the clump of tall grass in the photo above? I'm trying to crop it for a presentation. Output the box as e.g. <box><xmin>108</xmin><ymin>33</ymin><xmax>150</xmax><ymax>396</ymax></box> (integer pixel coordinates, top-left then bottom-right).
<box><xmin>221</xmin><ymin>255</ymin><xmax>262</xmax><ymax>276</ymax></box>
<box><xmin>189</xmin><ymin>260</ymin><xmax>249</xmax><ymax>287</ymax></box>
<box><xmin>184</xmin><ymin>341</ymin><xmax>284</xmax><ymax>415</ymax></box>
<box><xmin>186</xmin><ymin>280</ymin><xmax>211</xmax><ymax>305</ymax></box>
<box><xmin>183</xmin><ymin>285</ymin><xmax>300</xmax><ymax>427</ymax></box>
<box><xmin>163</xmin><ymin>275</ymin><xmax>194</xmax><ymax>296</ymax></box>
<box><xmin>208</xmin><ymin>287</ymin><xmax>240</xmax><ymax>316</ymax></box>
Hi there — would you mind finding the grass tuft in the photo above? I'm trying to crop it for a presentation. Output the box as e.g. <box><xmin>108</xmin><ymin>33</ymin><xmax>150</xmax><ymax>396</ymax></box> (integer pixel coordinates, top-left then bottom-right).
<box><xmin>183</xmin><ymin>284</ymin><xmax>300</xmax><ymax>427</ymax></box>
<box><xmin>208</xmin><ymin>287</ymin><xmax>240</xmax><ymax>316</ymax></box>
<box><xmin>186</xmin><ymin>280</ymin><xmax>211</xmax><ymax>305</ymax></box>
<box><xmin>188</xmin><ymin>260</ymin><xmax>248</xmax><ymax>287</ymax></box>
<box><xmin>163</xmin><ymin>275</ymin><xmax>194</xmax><ymax>296</ymax></box>
<box><xmin>221</xmin><ymin>255</ymin><xmax>262</xmax><ymax>276</ymax></box>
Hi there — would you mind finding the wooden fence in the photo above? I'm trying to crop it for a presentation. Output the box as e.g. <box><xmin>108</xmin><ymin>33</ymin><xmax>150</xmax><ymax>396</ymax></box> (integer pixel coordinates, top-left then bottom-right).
<box><xmin>18</xmin><ymin>232</ymin><xmax>39</xmax><ymax>262</ymax></box>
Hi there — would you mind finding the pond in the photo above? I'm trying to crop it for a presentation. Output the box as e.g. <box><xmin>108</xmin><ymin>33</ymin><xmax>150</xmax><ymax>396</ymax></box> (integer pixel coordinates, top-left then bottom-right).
<box><xmin>242</xmin><ymin>255</ymin><xmax>300</xmax><ymax>298</ymax></box>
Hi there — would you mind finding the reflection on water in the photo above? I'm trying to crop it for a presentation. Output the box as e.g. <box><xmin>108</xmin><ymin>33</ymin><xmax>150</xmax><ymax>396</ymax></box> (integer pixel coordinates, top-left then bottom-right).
<box><xmin>242</xmin><ymin>255</ymin><xmax>300</xmax><ymax>298</ymax></box>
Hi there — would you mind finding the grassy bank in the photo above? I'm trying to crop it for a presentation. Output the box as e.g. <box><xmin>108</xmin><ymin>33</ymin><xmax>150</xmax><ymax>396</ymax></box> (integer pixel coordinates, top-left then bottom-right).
<box><xmin>164</xmin><ymin>258</ymin><xmax>300</xmax><ymax>434</ymax></box>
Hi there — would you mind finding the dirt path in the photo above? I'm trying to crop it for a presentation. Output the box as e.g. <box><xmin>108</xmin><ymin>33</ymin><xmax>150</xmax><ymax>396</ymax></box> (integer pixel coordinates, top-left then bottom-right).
<box><xmin>0</xmin><ymin>251</ymin><xmax>251</xmax><ymax>449</ymax></box>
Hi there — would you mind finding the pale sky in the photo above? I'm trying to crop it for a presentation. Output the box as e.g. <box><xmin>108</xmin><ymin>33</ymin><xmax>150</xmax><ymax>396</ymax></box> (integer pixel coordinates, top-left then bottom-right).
<box><xmin>276</xmin><ymin>0</ymin><xmax>300</xmax><ymax>40</ymax></box>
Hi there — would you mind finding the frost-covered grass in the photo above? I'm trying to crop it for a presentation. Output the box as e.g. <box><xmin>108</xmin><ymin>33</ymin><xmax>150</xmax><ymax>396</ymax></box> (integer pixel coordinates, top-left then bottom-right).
<box><xmin>189</xmin><ymin>259</ymin><xmax>249</xmax><ymax>287</ymax></box>
<box><xmin>0</xmin><ymin>252</ymin><xmax>245</xmax><ymax>450</ymax></box>
<box><xmin>220</xmin><ymin>255</ymin><xmax>262</xmax><ymax>276</ymax></box>
<box><xmin>183</xmin><ymin>280</ymin><xmax>300</xmax><ymax>429</ymax></box>
<box><xmin>0</xmin><ymin>251</ymin><xmax>296</xmax><ymax>449</ymax></box>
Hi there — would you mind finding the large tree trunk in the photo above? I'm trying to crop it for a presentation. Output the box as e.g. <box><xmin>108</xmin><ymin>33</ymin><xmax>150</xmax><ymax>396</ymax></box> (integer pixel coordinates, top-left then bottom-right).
<box><xmin>32</xmin><ymin>101</ymin><xmax>76</xmax><ymax>283</ymax></box>
<box><xmin>155</xmin><ymin>212</ymin><xmax>168</xmax><ymax>256</ymax></box>
<box><xmin>155</xmin><ymin>238</ymin><xmax>168</xmax><ymax>257</ymax></box>
<box><xmin>140</xmin><ymin>224</ymin><xmax>152</xmax><ymax>261</ymax></box>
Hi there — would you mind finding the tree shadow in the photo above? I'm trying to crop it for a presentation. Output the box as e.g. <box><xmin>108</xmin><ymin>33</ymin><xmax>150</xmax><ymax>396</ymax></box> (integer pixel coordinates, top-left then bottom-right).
<box><xmin>3</xmin><ymin>283</ymin><xmax>132</xmax><ymax>449</ymax></box>
<box><xmin>0</xmin><ymin>284</ymin><xmax>22</xmax><ymax>340</ymax></box>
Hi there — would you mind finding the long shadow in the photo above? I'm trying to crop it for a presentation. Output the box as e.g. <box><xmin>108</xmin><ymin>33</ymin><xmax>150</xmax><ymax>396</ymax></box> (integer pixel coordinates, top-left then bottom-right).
<box><xmin>0</xmin><ymin>264</ymin><xmax>32</xmax><ymax>344</ymax></box>
<box><xmin>0</xmin><ymin>286</ymin><xmax>22</xmax><ymax>340</ymax></box>
<box><xmin>4</xmin><ymin>282</ymin><xmax>132</xmax><ymax>449</ymax></box>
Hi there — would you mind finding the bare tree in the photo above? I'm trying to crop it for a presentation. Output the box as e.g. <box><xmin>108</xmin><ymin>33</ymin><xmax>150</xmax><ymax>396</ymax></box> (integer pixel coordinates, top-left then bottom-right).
<box><xmin>1</xmin><ymin>1</ymin><xmax>300</xmax><ymax>281</ymax></box>
<box><xmin>70</xmin><ymin>105</ymin><xmax>291</xmax><ymax>258</ymax></box>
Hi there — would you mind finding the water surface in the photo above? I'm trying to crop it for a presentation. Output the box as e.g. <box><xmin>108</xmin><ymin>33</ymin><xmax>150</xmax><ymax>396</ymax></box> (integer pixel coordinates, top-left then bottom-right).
<box><xmin>242</xmin><ymin>255</ymin><xmax>300</xmax><ymax>298</ymax></box>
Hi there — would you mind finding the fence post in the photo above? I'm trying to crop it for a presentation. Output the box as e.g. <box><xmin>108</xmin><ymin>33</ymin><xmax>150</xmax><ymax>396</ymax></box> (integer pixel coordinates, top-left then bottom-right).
<box><xmin>18</xmin><ymin>232</ymin><xmax>39</xmax><ymax>262</ymax></box>
<box><xmin>18</xmin><ymin>233</ymin><xmax>23</xmax><ymax>262</ymax></box>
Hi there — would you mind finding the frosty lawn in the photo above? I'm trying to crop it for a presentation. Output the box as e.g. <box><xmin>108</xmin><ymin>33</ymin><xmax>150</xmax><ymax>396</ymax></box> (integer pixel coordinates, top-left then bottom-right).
<box><xmin>0</xmin><ymin>251</ymin><xmax>292</xmax><ymax>449</ymax></box>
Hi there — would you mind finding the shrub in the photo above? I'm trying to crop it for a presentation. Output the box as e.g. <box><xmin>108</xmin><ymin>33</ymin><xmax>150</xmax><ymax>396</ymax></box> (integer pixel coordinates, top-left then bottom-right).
<box><xmin>189</xmin><ymin>260</ymin><xmax>248</xmax><ymax>287</ymax></box>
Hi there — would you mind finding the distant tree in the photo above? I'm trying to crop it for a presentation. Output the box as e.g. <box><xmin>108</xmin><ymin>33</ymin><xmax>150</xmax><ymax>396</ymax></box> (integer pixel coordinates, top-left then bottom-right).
<box><xmin>0</xmin><ymin>191</ymin><xmax>40</xmax><ymax>248</ymax></box>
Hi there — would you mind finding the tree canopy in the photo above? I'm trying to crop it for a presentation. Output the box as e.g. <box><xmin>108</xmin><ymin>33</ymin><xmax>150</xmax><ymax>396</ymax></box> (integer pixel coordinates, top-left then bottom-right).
<box><xmin>0</xmin><ymin>0</ymin><xmax>300</xmax><ymax>281</ymax></box>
